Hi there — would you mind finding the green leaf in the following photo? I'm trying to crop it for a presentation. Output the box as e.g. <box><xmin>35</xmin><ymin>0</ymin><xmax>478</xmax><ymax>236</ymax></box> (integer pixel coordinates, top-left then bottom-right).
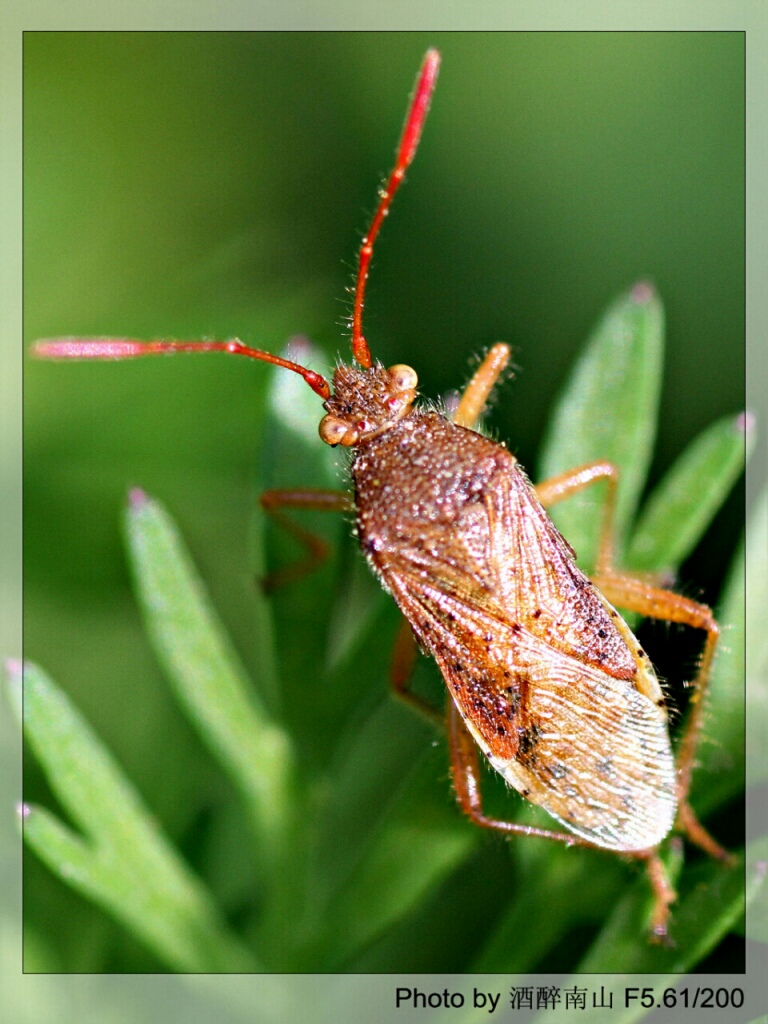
<box><xmin>741</xmin><ymin>836</ymin><xmax>768</xmax><ymax>943</ymax></box>
<box><xmin>310</xmin><ymin>695</ymin><xmax>438</xmax><ymax>899</ymax></box>
<box><xmin>13</xmin><ymin>661</ymin><xmax>258</xmax><ymax>972</ymax></box>
<box><xmin>538</xmin><ymin>282</ymin><xmax>664</xmax><ymax>569</ymax></box>
<box><xmin>746</xmin><ymin>484</ymin><xmax>768</xmax><ymax>788</ymax></box>
<box><xmin>310</xmin><ymin>748</ymin><xmax>476</xmax><ymax>969</ymax></box>
<box><xmin>470</xmin><ymin>848</ymin><xmax>625</xmax><ymax>973</ymax></box>
<box><xmin>124</xmin><ymin>489</ymin><xmax>297</xmax><ymax>870</ymax></box>
<box><xmin>322</xmin><ymin>819</ymin><xmax>473</xmax><ymax>970</ymax></box>
<box><xmin>627</xmin><ymin>412</ymin><xmax>753</xmax><ymax>572</ymax></box>
<box><xmin>690</xmin><ymin>529</ymin><xmax>745</xmax><ymax>815</ymax></box>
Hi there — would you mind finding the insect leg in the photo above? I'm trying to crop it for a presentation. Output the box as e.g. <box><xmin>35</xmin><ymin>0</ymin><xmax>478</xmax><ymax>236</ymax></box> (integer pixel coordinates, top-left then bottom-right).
<box><xmin>450</xmin><ymin>702</ymin><xmax>682</xmax><ymax>938</ymax></box>
<box><xmin>452</xmin><ymin>343</ymin><xmax>511</xmax><ymax>429</ymax></box>
<box><xmin>390</xmin><ymin>618</ymin><xmax>444</xmax><ymax>727</ymax></box>
<box><xmin>448</xmin><ymin>703</ymin><xmax>594</xmax><ymax>846</ymax></box>
<box><xmin>640</xmin><ymin>848</ymin><xmax>678</xmax><ymax>940</ymax></box>
<box><xmin>590</xmin><ymin>571</ymin><xmax>730</xmax><ymax>862</ymax></box>
<box><xmin>259</xmin><ymin>488</ymin><xmax>353</xmax><ymax>592</ymax></box>
<box><xmin>534</xmin><ymin>461</ymin><xmax>619</xmax><ymax>573</ymax></box>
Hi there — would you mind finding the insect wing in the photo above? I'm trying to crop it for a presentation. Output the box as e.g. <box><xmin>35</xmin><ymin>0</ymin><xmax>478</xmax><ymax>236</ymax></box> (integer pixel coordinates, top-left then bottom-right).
<box><xmin>384</xmin><ymin>472</ymin><xmax>677</xmax><ymax>853</ymax></box>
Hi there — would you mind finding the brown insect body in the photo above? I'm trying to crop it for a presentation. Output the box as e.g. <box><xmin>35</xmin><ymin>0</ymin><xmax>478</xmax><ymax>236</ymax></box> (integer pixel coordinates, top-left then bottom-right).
<box><xmin>327</xmin><ymin>362</ymin><xmax>677</xmax><ymax>852</ymax></box>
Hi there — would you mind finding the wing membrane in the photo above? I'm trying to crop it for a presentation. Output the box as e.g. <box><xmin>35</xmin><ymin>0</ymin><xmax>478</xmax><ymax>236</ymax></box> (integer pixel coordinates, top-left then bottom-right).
<box><xmin>382</xmin><ymin>470</ymin><xmax>676</xmax><ymax>852</ymax></box>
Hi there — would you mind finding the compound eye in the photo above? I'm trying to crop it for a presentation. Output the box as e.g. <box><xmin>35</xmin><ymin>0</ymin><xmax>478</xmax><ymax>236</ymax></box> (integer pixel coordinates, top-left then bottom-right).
<box><xmin>319</xmin><ymin>414</ymin><xmax>358</xmax><ymax>447</ymax></box>
<box><xmin>387</xmin><ymin>364</ymin><xmax>418</xmax><ymax>392</ymax></box>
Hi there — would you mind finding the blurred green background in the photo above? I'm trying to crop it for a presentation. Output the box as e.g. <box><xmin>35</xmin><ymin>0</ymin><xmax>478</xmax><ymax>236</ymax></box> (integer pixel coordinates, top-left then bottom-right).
<box><xmin>24</xmin><ymin>32</ymin><xmax>744</xmax><ymax>973</ymax></box>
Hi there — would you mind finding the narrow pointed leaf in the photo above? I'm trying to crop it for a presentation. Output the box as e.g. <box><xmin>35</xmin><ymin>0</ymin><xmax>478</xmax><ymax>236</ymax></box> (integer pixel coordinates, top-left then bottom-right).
<box><xmin>538</xmin><ymin>283</ymin><xmax>664</xmax><ymax>569</ymax></box>
<box><xmin>470</xmin><ymin>850</ymin><xmax>624</xmax><ymax>973</ymax></box>
<box><xmin>689</xmin><ymin>530</ymin><xmax>745</xmax><ymax>815</ymax></box>
<box><xmin>313</xmin><ymin>750</ymin><xmax>475</xmax><ymax>969</ymax></box>
<box><xmin>124</xmin><ymin>490</ymin><xmax>297</xmax><ymax>865</ymax></box>
<box><xmin>21</xmin><ymin>662</ymin><xmax>185</xmax><ymax>874</ymax></box>
<box><xmin>628</xmin><ymin>412</ymin><xmax>753</xmax><ymax>572</ymax></box>
<box><xmin>746</xmin><ymin>484</ymin><xmax>768</xmax><ymax>787</ymax></box>
<box><xmin>14</xmin><ymin>662</ymin><xmax>259</xmax><ymax>972</ymax></box>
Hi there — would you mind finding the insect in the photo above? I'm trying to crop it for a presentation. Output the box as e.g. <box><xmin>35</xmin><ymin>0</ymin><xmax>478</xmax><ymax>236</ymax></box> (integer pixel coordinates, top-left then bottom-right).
<box><xmin>34</xmin><ymin>49</ymin><xmax>731</xmax><ymax>939</ymax></box>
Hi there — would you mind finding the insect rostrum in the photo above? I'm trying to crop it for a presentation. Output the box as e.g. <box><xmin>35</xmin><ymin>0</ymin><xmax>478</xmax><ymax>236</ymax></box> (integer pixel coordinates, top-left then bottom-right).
<box><xmin>34</xmin><ymin>48</ymin><xmax>732</xmax><ymax>941</ymax></box>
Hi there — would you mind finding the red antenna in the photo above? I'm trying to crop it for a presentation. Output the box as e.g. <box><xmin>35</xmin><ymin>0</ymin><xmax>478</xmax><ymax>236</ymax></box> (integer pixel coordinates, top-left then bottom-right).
<box><xmin>32</xmin><ymin>50</ymin><xmax>441</xmax><ymax>395</ymax></box>
<box><xmin>351</xmin><ymin>48</ymin><xmax>440</xmax><ymax>368</ymax></box>
<box><xmin>32</xmin><ymin>336</ymin><xmax>332</xmax><ymax>398</ymax></box>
